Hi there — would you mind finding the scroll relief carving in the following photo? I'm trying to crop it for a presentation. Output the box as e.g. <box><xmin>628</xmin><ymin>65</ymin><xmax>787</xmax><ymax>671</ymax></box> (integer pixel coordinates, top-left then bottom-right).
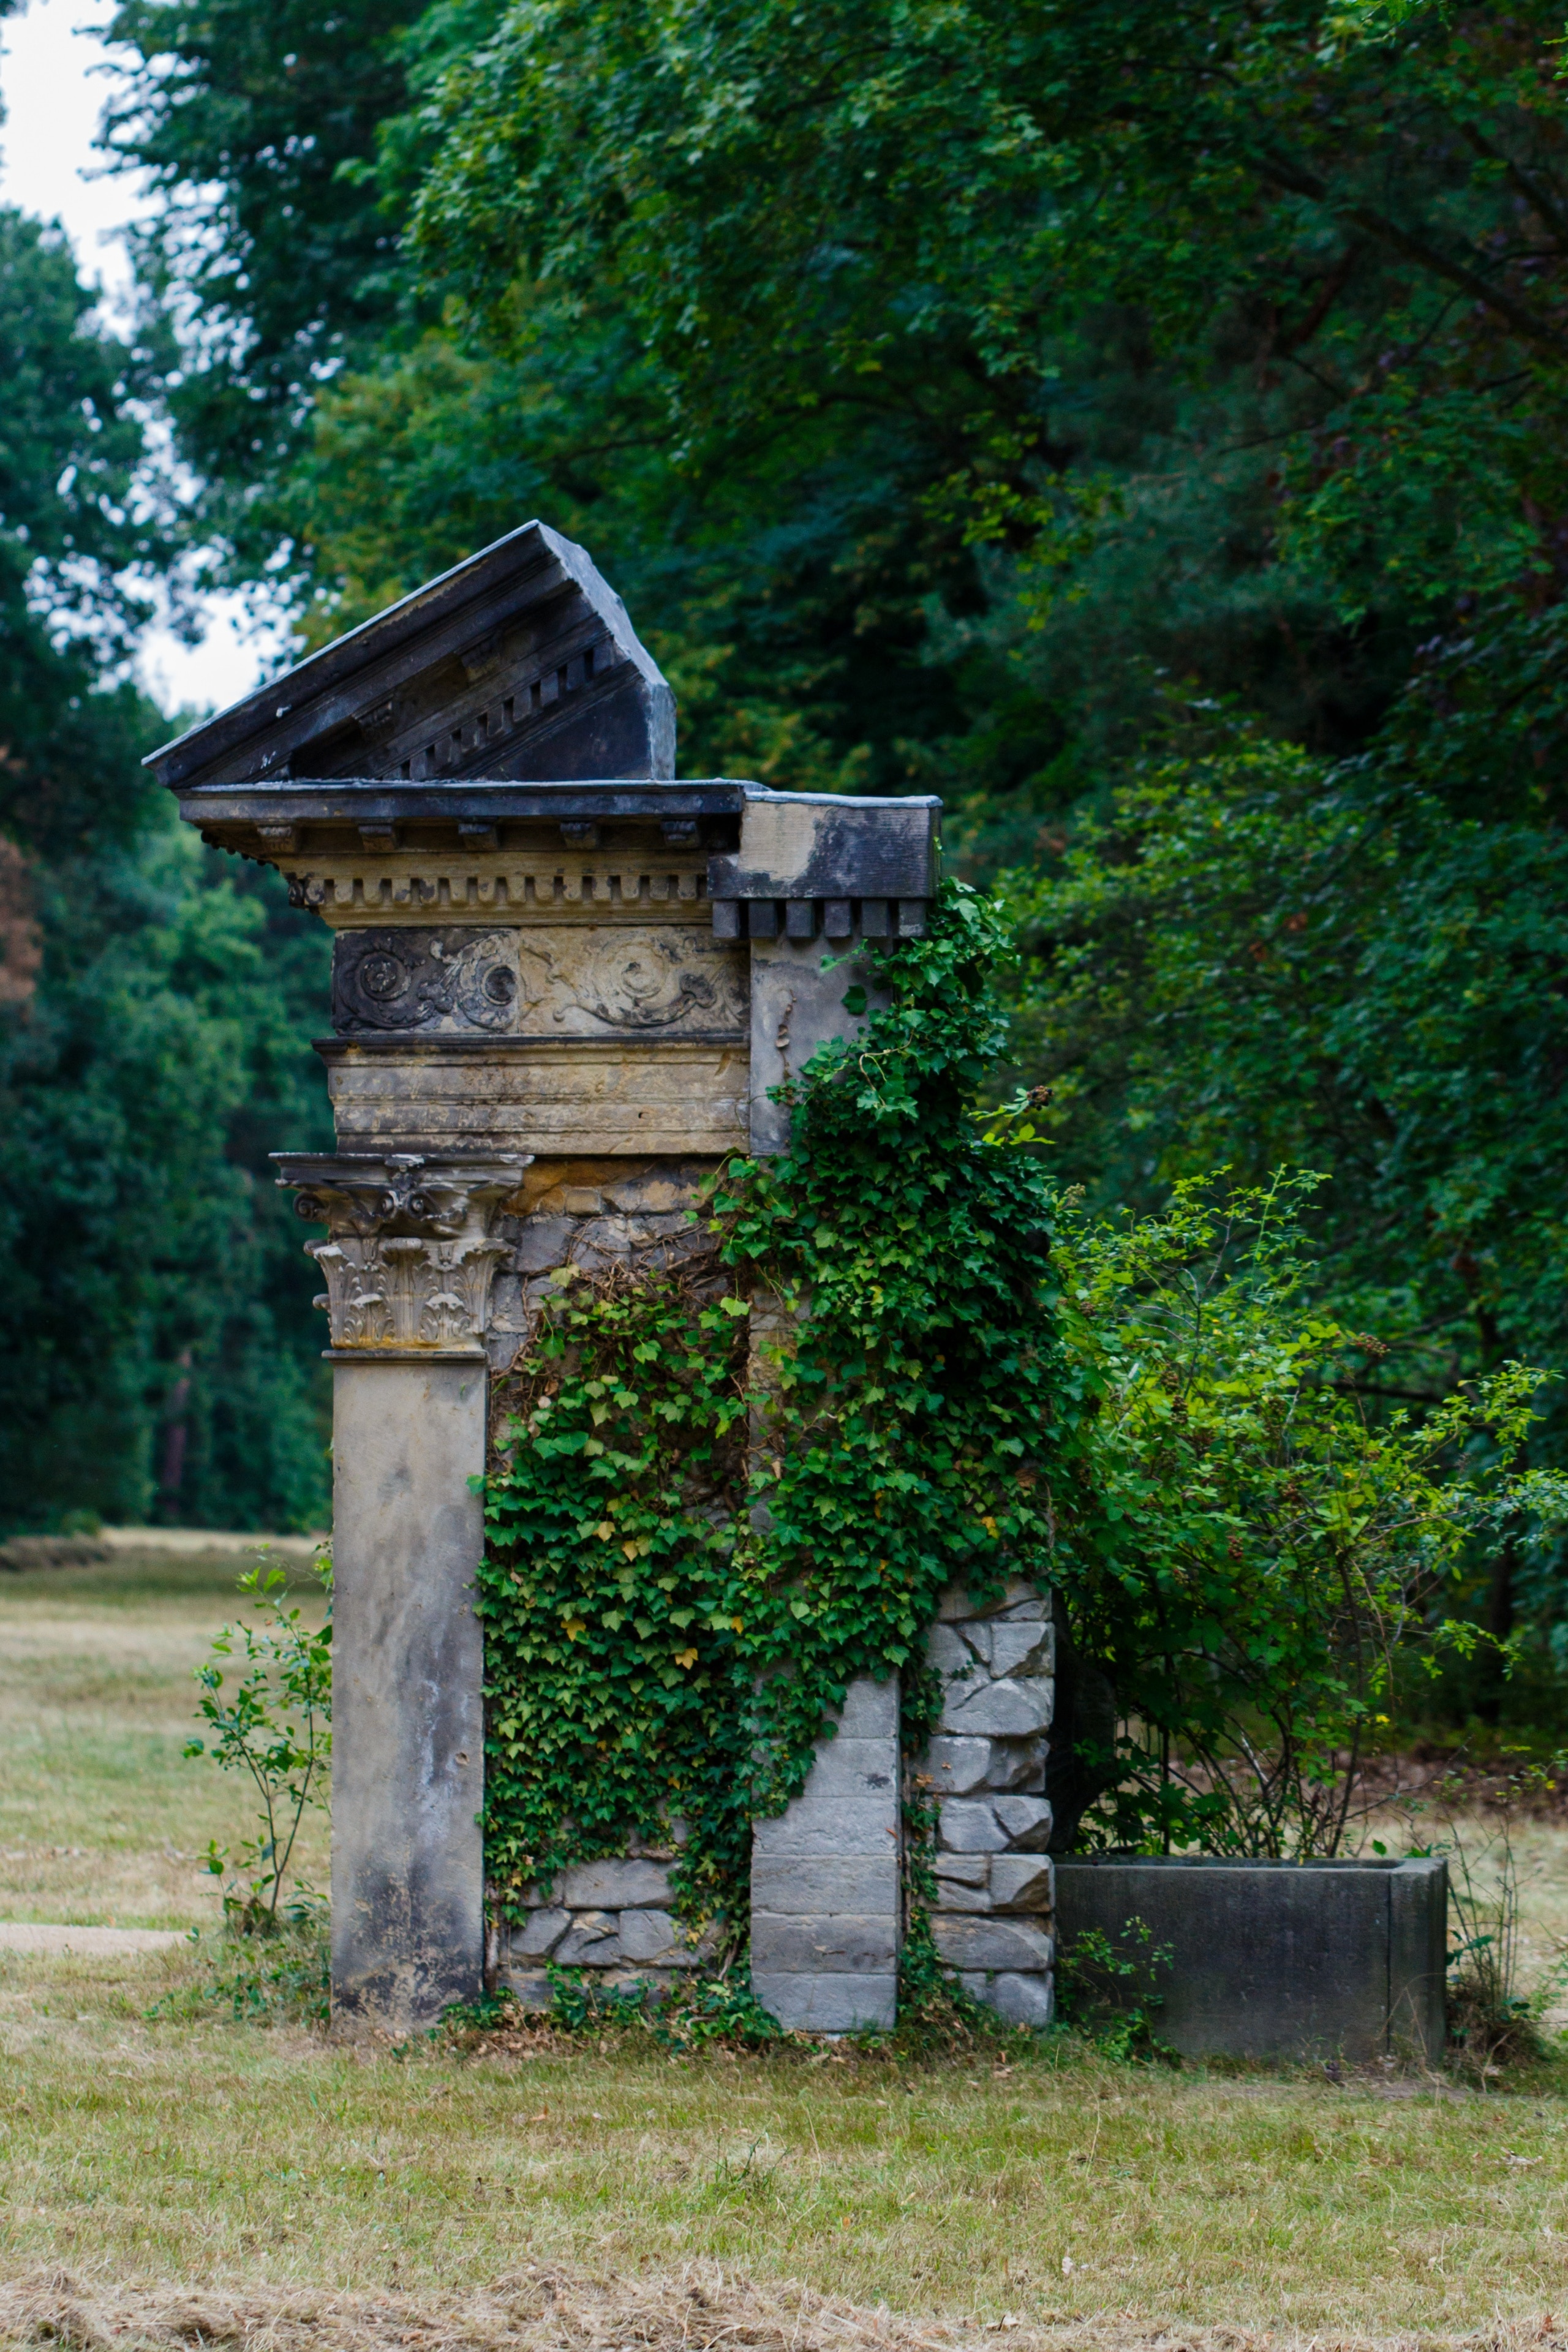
<box><xmin>333</xmin><ymin>930</ymin><xmax>521</xmax><ymax>1033</ymax></box>
<box><xmin>332</xmin><ymin>926</ymin><xmax>746</xmax><ymax>1037</ymax></box>
<box><xmin>275</xmin><ymin>1153</ymin><xmax>530</xmax><ymax>1351</ymax></box>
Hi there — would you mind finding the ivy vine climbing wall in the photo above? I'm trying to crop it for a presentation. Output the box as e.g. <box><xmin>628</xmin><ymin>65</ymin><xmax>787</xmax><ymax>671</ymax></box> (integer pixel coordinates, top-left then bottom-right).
<box><xmin>477</xmin><ymin>884</ymin><xmax>1071</xmax><ymax>1950</ymax></box>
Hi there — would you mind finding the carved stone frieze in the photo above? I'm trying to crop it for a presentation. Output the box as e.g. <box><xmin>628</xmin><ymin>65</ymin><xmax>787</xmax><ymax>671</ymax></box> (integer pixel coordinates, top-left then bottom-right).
<box><xmin>516</xmin><ymin>927</ymin><xmax>745</xmax><ymax>1035</ymax></box>
<box><xmin>273</xmin><ymin>1152</ymin><xmax>532</xmax><ymax>1352</ymax></box>
<box><xmin>328</xmin><ymin>924</ymin><xmax>745</xmax><ymax>1040</ymax></box>
<box><xmin>333</xmin><ymin>930</ymin><xmax>522</xmax><ymax>1034</ymax></box>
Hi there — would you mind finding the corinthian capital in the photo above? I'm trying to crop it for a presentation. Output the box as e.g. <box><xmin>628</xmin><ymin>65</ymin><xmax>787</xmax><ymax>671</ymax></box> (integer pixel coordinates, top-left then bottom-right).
<box><xmin>273</xmin><ymin>1152</ymin><xmax>532</xmax><ymax>1354</ymax></box>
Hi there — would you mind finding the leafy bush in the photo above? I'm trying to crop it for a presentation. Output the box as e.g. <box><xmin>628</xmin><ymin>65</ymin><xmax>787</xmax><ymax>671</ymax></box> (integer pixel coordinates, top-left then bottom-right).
<box><xmin>1054</xmin><ymin>1918</ymin><xmax>1178</xmax><ymax>2066</ymax></box>
<box><xmin>1049</xmin><ymin>1176</ymin><xmax>1552</xmax><ymax>1856</ymax></box>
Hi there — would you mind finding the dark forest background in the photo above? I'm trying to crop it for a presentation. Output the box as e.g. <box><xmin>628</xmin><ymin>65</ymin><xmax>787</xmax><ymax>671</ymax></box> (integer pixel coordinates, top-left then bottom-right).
<box><xmin>2</xmin><ymin>0</ymin><xmax>1567</xmax><ymax>1727</ymax></box>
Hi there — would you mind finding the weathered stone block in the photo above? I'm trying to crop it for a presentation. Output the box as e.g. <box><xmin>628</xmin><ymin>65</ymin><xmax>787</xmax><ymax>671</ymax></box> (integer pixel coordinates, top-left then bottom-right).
<box><xmin>752</xmin><ymin>1971</ymin><xmax>899</xmax><ymax>2034</ymax></box>
<box><xmin>933</xmin><ymin>1850</ymin><xmax>988</xmax><ymax>1888</ymax></box>
<box><xmin>974</xmin><ymin>1620</ymin><xmax>1054</xmax><ymax>1679</ymax></box>
<box><xmin>557</xmin><ymin>1858</ymin><xmax>673</xmax><ymax>1909</ymax></box>
<box><xmin>555</xmin><ymin>1917</ymin><xmax>622</xmax><ymax>1967</ymax></box>
<box><xmin>936</xmin><ymin>1579</ymin><xmax>1045</xmax><ymax>1623</ymax></box>
<box><xmin>940</xmin><ymin>1675</ymin><xmax>1052</xmax><ymax>1738</ymax></box>
<box><xmin>1055</xmin><ymin>1855</ymin><xmax>1448</xmax><ymax>2064</ymax></box>
<box><xmin>926</xmin><ymin>1623</ymin><xmax>977</xmax><ymax>1678</ymax></box>
<box><xmin>781</xmin><ymin>1735</ymin><xmax>898</xmax><ymax>1803</ymax></box>
<box><xmin>750</xmin><ymin>1913</ymin><xmax>900</xmax><ymax>1973</ymax></box>
<box><xmin>989</xmin><ymin>1795</ymin><xmax>1054</xmax><ymax>1849</ymax></box>
<box><xmin>990</xmin><ymin>1855</ymin><xmax>1054</xmax><ymax>1913</ymax></box>
<box><xmin>604</xmin><ymin>1175</ymin><xmax>689</xmax><ymax>1213</ymax></box>
<box><xmin>503</xmin><ymin>1968</ymin><xmax>556</xmax><ymax>2012</ymax></box>
<box><xmin>931</xmin><ymin>1916</ymin><xmax>1054</xmax><ymax>1972</ymax></box>
<box><xmin>617</xmin><ymin>1908</ymin><xmax>682</xmax><ymax>1962</ymax></box>
<box><xmin>488</xmin><ymin>1270</ymin><xmax>529</xmax><ymax>1330</ymax></box>
<box><xmin>922</xmin><ymin>1736</ymin><xmax>994</xmax><ymax>1795</ymax></box>
<box><xmin>962</xmin><ymin>1970</ymin><xmax>1055</xmax><ymax>2029</ymax></box>
<box><xmin>752</xmin><ymin>1856</ymin><xmax>901</xmax><ymax>1917</ymax></box>
<box><xmin>512</xmin><ymin>1214</ymin><xmax>576</xmax><ymax>1273</ymax></box>
<box><xmin>982</xmin><ymin>1740</ymin><xmax>1048</xmax><ymax>1793</ymax></box>
<box><xmin>834</xmin><ymin>1678</ymin><xmax>900</xmax><ymax>1739</ymax></box>
<box><xmin>938</xmin><ymin>1797</ymin><xmax>1010</xmax><ymax>1852</ymax></box>
<box><xmin>932</xmin><ymin>1868</ymin><xmax>992</xmax><ymax>1915</ymax></box>
<box><xmin>513</xmin><ymin>1906</ymin><xmax>570</xmax><ymax>1958</ymax></box>
<box><xmin>746</xmin><ymin>933</ymin><xmax>886</xmax><ymax>1156</ymax></box>
<box><xmin>752</xmin><ymin>1795</ymin><xmax>900</xmax><ymax>1857</ymax></box>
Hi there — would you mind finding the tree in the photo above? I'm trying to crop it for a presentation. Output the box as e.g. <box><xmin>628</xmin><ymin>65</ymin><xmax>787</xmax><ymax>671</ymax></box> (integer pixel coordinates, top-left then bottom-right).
<box><xmin>0</xmin><ymin>203</ymin><xmax>333</xmax><ymax>1534</ymax></box>
<box><xmin>94</xmin><ymin>0</ymin><xmax>1568</xmax><ymax>1642</ymax></box>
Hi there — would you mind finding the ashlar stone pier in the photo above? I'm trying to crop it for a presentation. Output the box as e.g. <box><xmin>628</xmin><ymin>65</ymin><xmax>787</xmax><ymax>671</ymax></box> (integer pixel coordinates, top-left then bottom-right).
<box><xmin>153</xmin><ymin>520</ymin><xmax>1052</xmax><ymax>2037</ymax></box>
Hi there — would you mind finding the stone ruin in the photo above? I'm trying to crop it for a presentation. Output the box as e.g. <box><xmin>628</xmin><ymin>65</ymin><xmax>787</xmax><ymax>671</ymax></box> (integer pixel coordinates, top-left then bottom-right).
<box><xmin>150</xmin><ymin>522</ymin><xmax>1055</xmax><ymax>2037</ymax></box>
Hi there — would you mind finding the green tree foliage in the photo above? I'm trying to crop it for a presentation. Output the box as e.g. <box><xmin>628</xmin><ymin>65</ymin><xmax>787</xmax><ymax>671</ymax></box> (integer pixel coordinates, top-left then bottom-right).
<box><xmin>0</xmin><ymin>211</ymin><xmax>162</xmax><ymax>856</ymax></box>
<box><xmin>1009</xmin><ymin>720</ymin><xmax>1568</xmax><ymax>1385</ymax></box>
<box><xmin>0</xmin><ymin>197</ymin><xmax>333</xmax><ymax>1535</ymax></box>
<box><xmin>1002</xmin><ymin>709</ymin><xmax>1568</xmax><ymax>1698</ymax></box>
<box><xmin>102</xmin><ymin>0</ymin><xmax>1568</xmax><ymax>804</ymax></box>
<box><xmin>0</xmin><ymin>813</ymin><xmax>334</xmax><ymax>1534</ymax></box>
<box><xmin>102</xmin><ymin>0</ymin><xmax>428</xmax><ymax>559</ymax></box>
<box><xmin>96</xmin><ymin>0</ymin><xmax>1568</xmax><ymax>1672</ymax></box>
<box><xmin>102</xmin><ymin>1</ymin><xmax>1568</xmax><ymax>779</ymax></box>
<box><xmin>399</xmin><ymin>0</ymin><xmax>1568</xmax><ymax>769</ymax></box>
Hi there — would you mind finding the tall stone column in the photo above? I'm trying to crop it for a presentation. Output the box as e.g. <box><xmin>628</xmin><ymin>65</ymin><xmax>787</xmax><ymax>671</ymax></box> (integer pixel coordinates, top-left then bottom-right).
<box><xmin>274</xmin><ymin>1152</ymin><xmax>528</xmax><ymax>2032</ymax></box>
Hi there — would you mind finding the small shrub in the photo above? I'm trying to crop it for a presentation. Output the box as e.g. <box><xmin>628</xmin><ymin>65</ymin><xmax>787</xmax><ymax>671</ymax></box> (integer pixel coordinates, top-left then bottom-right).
<box><xmin>1438</xmin><ymin>1760</ymin><xmax>1568</xmax><ymax>2081</ymax></box>
<box><xmin>1055</xmin><ymin>1916</ymin><xmax>1179</xmax><ymax>2065</ymax></box>
<box><xmin>185</xmin><ymin>1555</ymin><xmax>331</xmax><ymax>1932</ymax></box>
<box><xmin>148</xmin><ymin>1920</ymin><xmax>330</xmax><ymax>2027</ymax></box>
<box><xmin>440</xmin><ymin>1969</ymin><xmax>783</xmax><ymax>2054</ymax></box>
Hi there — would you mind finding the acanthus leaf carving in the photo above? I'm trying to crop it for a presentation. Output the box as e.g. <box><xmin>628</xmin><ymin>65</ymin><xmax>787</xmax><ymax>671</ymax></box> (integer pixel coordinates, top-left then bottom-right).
<box><xmin>274</xmin><ymin>1152</ymin><xmax>532</xmax><ymax>1352</ymax></box>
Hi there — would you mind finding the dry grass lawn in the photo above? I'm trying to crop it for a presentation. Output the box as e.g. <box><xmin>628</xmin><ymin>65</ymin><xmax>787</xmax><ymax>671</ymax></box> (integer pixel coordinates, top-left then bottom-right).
<box><xmin>1</xmin><ymin>1549</ymin><xmax>1567</xmax><ymax>2351</ymax></box>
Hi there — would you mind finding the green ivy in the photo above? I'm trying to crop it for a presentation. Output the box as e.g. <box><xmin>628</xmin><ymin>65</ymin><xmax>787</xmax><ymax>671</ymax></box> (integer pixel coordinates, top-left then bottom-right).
<box><xmin>477</xmin><ymin>883</ymin><xmax>1069</xmax><ymax>1936</ymax></box>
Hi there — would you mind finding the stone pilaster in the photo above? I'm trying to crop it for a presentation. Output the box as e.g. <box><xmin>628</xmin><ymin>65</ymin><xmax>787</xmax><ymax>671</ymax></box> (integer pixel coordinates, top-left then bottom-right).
<box><xmin>277</xmin><ymin>1151</ymin><xmax>529</xmax><ymax>2034</ymax></box>
<box><xmin>750</xmin><ymin>1678</ymin><xmax>902</xmax><ymax>2033</ymax></box>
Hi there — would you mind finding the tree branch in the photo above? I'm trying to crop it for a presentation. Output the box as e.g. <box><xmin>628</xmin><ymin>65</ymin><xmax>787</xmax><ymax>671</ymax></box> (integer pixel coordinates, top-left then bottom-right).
<box><xmin>1460</xmin><ymin>121</ymin><xmax>1568</xmax><ymax>256</ymax></box>
<box><xmin>1254</xmin><ymin>148</ymin><xmax>1568</xmax><ymax>358</ymax></box>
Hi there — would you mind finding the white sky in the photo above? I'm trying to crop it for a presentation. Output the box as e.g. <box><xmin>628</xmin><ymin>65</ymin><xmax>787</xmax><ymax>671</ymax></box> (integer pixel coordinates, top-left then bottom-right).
<box><xmin>0</xmin><ymin>0</ymin><xmax>284</xmax><ymax>716</ymax></box>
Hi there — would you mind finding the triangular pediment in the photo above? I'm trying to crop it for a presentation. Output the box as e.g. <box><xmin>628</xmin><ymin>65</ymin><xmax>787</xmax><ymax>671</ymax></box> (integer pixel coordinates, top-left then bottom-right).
<box><xmin>145</xmin><ymin>522</ymin><xmax>676</xmax><ymax>793</ymax></box>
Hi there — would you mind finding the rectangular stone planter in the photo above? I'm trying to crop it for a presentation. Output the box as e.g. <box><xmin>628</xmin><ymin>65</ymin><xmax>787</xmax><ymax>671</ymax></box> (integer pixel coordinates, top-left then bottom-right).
<box><xmin>1055</xmin><ymin>1855</ymin><xmax>1447</xmax><ymax>2064</ymax></box>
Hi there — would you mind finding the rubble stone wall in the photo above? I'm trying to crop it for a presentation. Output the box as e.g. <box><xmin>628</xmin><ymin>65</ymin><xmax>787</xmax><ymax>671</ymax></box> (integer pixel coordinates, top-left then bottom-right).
<box><xmin>920</xmin><ymin>1580</ymin><xmax>1055</xmax><ymax>2029</ymax></box>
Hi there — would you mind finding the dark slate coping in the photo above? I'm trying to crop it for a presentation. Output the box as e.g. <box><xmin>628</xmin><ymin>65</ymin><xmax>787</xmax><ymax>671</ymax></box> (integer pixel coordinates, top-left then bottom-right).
<box><xmin>176</xmin><ymin>776</ymin><xmax>751</xmax><ymax>825</ymax></box>
<box><xmin>176</xmin><ymin>778</ymin><xmax>943</xmax><ymax>823</ymax></box>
